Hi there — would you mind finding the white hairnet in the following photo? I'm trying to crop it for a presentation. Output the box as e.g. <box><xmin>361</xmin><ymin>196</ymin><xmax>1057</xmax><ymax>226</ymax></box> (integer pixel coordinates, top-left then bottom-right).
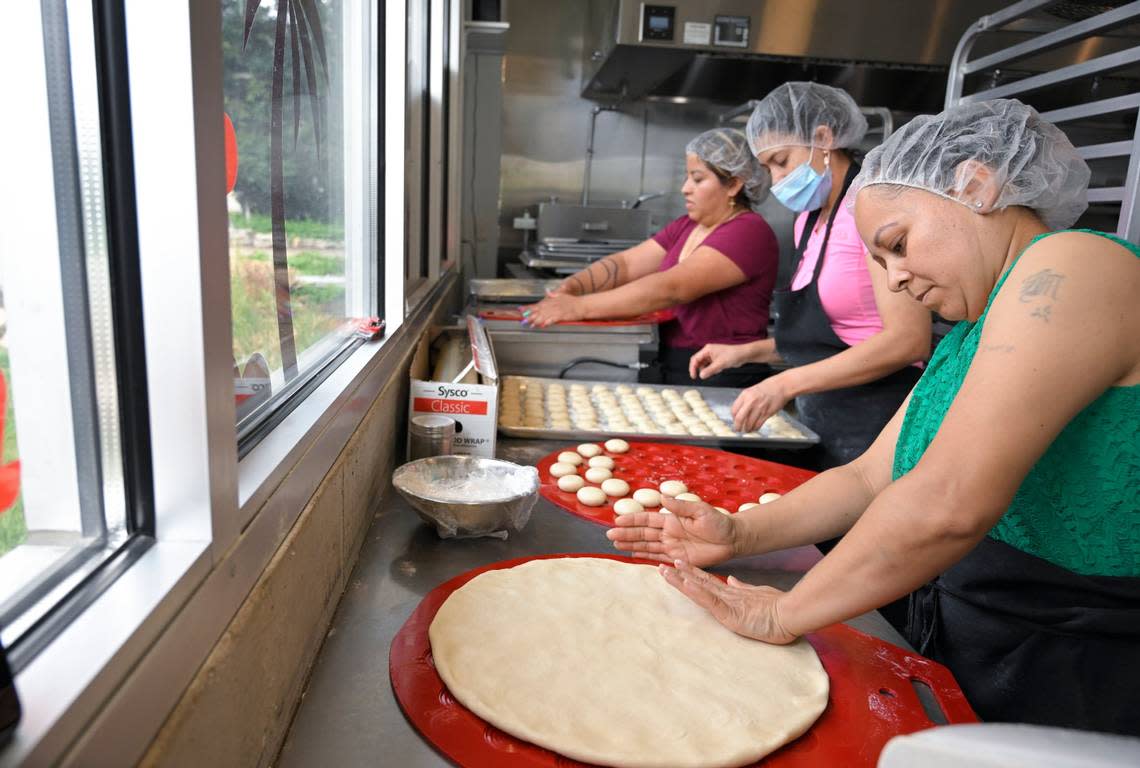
<box><xmin>746</xmin><ymin>82</ymin><xmax>868</xmax><ymax>155</ymax></box>
<box><xmin>850</xmin><ymin>99</ymin><xmax>1091</xmax><ymax>229</ymax></box>
<box><xmin>686</xmin><ymin>128</ymin><xmax>771</xmax><ymax>209</ymax></box>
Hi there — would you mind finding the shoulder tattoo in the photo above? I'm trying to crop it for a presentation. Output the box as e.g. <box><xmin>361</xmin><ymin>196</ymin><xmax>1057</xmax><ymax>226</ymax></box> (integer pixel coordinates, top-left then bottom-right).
<box><xmin>1018</xmin><ymin>268</ymin><xmax>1065</xmax><ymax>323</ymax></box>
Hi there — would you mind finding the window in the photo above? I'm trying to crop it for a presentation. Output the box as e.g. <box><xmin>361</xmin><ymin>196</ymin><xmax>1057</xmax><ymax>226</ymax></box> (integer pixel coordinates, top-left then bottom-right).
<box><xmin>224</xmin><ymin>0</ymin><xmax>380</xmax><ymax>452</ymax></box>
<box><xmin>0</xmin><ymin>0</ymin><xmax>153</xmax><ymax>671</ymax></box>
<box><xmin>0</xmin><ymin>0</ymin><xmax>423</xmax><ymax>762</ymax></box>
<box><xmin>404</xmin><ymin>0</ymin><xmax>455</xmax><ymax>295</ymax></box>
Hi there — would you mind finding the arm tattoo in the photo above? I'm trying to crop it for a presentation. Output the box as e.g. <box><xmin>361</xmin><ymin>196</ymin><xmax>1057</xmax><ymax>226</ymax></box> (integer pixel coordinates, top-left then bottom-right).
<box><xmin>569</xmin><ymin>276</ymin><xmax>586</xmax><ymax>294</ymax></box>
<box><xmin>598</xmin><ymin>259</ymin><xmax>619</xmax><ymax>290</ymax></box>
<box><xmin>1018</xmin><ymin>268</ymin><xmax>1064</xmax><ymax>323</ymax></box>
<box><xmin>1019</xmin><ymin>269</ymin><xmax>1064</xmax><ymax>302</ymax></box>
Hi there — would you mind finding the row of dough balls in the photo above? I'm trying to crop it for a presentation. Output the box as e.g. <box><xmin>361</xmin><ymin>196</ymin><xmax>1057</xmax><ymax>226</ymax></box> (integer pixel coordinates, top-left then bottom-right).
<box><xmin>499</xmin><ymin>379</ymin><xmax>555</xmax><ymax>429</ymax></box>
<box><xmin>549</xmin><ymin>442</ymin><xmax>782</xmax><ymax>515</ymax></box>
<box><xmin>502</xmin><ymin>380</ymin><xmax>744</xmax><ymax>437</ymax></box>
<box><xmin>759</xmin><ymin>413</ymin><xmax>803</xmax><ymax>440</ymax></box>
<box><xmin>504</xmin><ymin>378</ymin><xmax>807</xmax><ymax>443</ymax></box>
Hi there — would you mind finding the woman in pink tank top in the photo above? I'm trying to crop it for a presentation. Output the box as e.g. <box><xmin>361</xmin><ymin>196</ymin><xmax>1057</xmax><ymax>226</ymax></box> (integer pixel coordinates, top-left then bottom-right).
<box><xmin>690</xmin><ymin>83</ymin><xmax>932</xmax><ymax>469</ymax></box>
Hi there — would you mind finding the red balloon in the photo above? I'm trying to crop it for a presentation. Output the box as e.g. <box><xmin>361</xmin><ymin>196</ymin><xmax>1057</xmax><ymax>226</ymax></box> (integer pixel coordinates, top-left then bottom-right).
<box><xmin>224</xmin><ymin>112</ymin><xmax>239</xmax><ymax>193</ymax></box>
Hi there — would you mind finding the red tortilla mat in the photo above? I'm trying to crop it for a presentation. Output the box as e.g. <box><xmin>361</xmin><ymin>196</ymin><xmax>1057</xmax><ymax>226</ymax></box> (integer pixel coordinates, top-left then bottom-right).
<box><xmin>390</xmin><ymin>554</ymin><xmax>979</xmax><ymax>768</ymax></box>
<box><xmin>537</xmin><ymin>442</ymin><xmax>817</xmax><ymax>526</ymax></box>
<box><xmin>478</xmin><ymin>308</ymin><xmax>674</xmax><ymax>327</ymax></box>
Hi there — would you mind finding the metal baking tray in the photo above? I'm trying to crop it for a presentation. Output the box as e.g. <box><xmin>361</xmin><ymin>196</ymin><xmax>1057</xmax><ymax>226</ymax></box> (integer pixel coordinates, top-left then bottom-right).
<box><xmin>497</xmin><ymin>375</ymin><xmax>819</xmax><ymax>450</ymax></box>
<box><xmin>469</xmin><ymin>279</ymin><xmax>562</xmax><ymax>304</ymax></box>
<box><xmin>519</xmin><ymin>252</ymin><xmax>595</xmax><ymax>272</ymax></box>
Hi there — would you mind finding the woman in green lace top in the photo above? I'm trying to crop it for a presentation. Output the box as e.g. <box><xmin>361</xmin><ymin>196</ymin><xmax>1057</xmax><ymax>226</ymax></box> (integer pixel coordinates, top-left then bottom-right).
<box><xmin>608</xmin><ymin>99</ymin><xmax>1139</xmax><ymax>734</ymax></box>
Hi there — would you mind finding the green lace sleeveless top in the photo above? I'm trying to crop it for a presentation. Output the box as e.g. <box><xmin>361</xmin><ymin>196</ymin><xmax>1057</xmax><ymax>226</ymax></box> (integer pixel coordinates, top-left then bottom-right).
<box><xmin>893</xmin><ymin>229</ymin><xmax>1140</xmax><ymax>577</ymax></box>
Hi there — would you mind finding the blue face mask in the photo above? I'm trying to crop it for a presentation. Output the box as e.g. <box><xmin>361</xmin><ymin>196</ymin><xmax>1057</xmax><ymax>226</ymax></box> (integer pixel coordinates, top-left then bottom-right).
<box><xmin>771</xmin><ymin>149</ymin><xmax>832</xmax><ymax>213</ymax></box>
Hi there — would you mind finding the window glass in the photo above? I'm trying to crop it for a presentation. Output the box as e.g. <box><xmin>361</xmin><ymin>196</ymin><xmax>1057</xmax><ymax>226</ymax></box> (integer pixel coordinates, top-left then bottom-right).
<box><xmin>0</xmin><ymin>0</ymin><xmax>136</xmax><ymax>659</ymax></box>
<box><xmin>223</xmin><ymin>0</ymin><xmax>357</xmax><ymax>425</ymax></box>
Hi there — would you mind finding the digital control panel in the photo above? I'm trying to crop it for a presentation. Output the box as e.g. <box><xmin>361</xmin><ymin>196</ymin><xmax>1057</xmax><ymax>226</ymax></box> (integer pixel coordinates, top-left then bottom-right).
<box><xmin>714</xmin><ymin>15</ymin><xmax>750</xmax><ymax>48</ymax></box>
<box><xmin>640</xmin><ymin>4</ymin><xmax>675</xmax><ymax>42</ymax></box>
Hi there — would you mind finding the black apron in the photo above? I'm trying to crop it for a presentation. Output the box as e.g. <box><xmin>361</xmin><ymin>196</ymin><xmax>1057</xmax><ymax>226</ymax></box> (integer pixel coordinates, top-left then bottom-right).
<box><xmin>771</xmin><ymin>162</ymin><xmax>920</xmax><ymax>469</ymax></box>
<box><xmin>908</xmin><ymin>536</ymin><xmax>1140</xmax><ymax>735</ymax></box>
<box><xmin>654</xmin><ymin>345</ymin><xmax>772</xmax><ymax>388</ymax></box>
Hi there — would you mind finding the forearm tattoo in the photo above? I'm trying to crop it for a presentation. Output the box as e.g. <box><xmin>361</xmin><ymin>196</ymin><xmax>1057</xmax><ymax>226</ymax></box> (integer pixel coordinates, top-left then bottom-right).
<box><xmin>1019</xmin><ymin>268</ymin><xmax>1065</xmax><ymax>323</ymax></box>
<box><xmin>597</xmin><ymin>258</ymin><xmax>620</xmax><ymax>290</ymax></box>
<box><xmin>581</xmin><ymin>258</ymin><xmax>621</xmax><ymax>294</ymax></box>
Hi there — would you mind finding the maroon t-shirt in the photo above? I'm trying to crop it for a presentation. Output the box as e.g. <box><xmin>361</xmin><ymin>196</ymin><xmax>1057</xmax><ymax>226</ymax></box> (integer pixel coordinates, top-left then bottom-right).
<box><xmin>652</xmin><ymin>211</ymin><xmax>778</xmax><ymax>349</ymax></box>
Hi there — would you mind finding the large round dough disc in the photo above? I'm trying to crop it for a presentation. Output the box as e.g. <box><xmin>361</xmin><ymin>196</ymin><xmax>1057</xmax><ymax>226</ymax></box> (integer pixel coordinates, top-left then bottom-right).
<box><xmin>428</xmin><ymin>558</ymin><xmax>829</xmax><ymax>768</ymax></box>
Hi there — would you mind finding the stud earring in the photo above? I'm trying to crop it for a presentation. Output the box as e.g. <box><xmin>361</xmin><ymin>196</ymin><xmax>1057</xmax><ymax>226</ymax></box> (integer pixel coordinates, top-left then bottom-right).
<box><xmin>974</xmin><ymin>200</ymin><xmax>983</xmax><ymax>209</ymax></box>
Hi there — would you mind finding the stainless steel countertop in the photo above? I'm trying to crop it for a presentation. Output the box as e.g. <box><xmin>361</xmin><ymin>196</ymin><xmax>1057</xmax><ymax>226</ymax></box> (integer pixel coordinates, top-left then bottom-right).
<box><xmin>278</xmin><ymin>439</ymin><xmax>913</xmax><ymax>767</ymax></box>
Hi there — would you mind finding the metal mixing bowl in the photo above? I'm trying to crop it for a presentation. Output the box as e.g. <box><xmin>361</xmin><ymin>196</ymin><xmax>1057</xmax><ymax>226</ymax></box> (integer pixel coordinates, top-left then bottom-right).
<box><xmin>392</xmin><ymin>455</ymin><xmax>539</xmax><ymax>538</ymax></box>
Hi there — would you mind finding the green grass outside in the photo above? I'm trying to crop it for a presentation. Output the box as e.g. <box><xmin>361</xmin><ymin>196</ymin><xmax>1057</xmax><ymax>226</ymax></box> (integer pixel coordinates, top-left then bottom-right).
<box><xmin>230</xmin><ymin>255</ymin><xmax>346</xmax><ymax>372</ymax></box>
<box><xmin>0</xmin><ymin>348</ymin><xmax>27</xmax><ymax>557</ymax></box>
<box><xmin>239</xmin><ymin>249</ymin><xmax>345</xmax><ymax>277</ymax></box>
<box><xmin>0</xmin><ymin>244</ymin><xmax>348</xmax><ymax>558</ymax></box>
<box><xmin>229</xmin><ymin>211</ymin><xmax>345</xmax><ymax>240</ymax></box>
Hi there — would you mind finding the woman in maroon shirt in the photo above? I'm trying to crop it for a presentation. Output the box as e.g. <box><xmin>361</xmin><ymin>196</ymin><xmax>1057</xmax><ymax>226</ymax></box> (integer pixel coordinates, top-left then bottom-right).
<box><xmin>521</xmin><ymin>129</ymin><xmax>780</xmax><ymax>387</ymax></box>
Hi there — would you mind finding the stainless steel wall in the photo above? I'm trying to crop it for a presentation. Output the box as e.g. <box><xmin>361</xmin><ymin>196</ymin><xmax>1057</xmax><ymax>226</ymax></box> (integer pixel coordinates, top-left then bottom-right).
<box><xmin>496</xmin><ymin>0</ymin><xmax>797</xmax><ymax>269</ymax></box>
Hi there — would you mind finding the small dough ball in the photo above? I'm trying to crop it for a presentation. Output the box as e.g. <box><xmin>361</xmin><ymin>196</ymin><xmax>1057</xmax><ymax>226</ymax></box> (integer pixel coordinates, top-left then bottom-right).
<box><xmin>738</xmin><ymin>502</ymin><xmax>761</xmax><ymax>513</ymax></box>
<box><xmin>714</xmin><ymin>507</ymin><xmax>731</xmax><ymax>516</ymax></box>
<box><xmin>557</xmin><ymin>451</ymin><xmax>583</xmax><ymax>466</ymax></box>
<box><xmin>601</xmin><ymin>478</ymin><xmax>630</xmax><ymax>497</ymax></box>
<box><xmin>557</xmin><ymin>474</ymin><xmax>585</xmax><ymax>492</ymax></box>
<box><xmin>577</xmin><ymin>486</ymin><xmax>606</xmax><ymax>507</ymax></box>
<box><xmin>604</xmin><ymin>438</ymin><xmax>630</xmax><ymax>453</ymax></box>
<box><xmin>659</xmin><ymin>480</ymin><xmax>688</xmax><ymax>497</ymax></box>
<box><xmin>759</xmin><ymin>492</ymin><xmax>783</xmax><ymax>504</ymax></box>
<box><xmin>613</xmin><ymin>498</ymin><xmax>643</xmax><ymax>516</ymax></box>
<box><xmin>632</xmin><ymin>488</ymin><xmax>661</xmax><ymax>507</ymax></box>
<box><xmin>674</xmin><ymin>492</ymin><xmax>702</xmax><ymax>502</ymax></box>
<box><xmin>577</xmin><ymin>443</ymin><xmax>602</xmax><ymax>458</ymax></box>
<box><xmin>588</xmin><ymin>455</ymin><xmax>615</xmax><ymax>470</ymax></box>
<box><xmin>549</xmin><ymin>462</ymin><xmax>577</xmax><ymax>478</ymax></box>
<box><xmin>585</xmin><ymin>467</ymin><xmax>613</xmax><ymax>483</ymax></box>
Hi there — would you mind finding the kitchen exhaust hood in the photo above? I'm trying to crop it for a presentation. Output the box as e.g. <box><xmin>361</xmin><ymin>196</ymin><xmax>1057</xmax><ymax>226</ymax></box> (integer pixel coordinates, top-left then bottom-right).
<box><xmin>581</xmin><ymin>0</ymin><xmax>1013</xmax><ymax>109</ymax></box>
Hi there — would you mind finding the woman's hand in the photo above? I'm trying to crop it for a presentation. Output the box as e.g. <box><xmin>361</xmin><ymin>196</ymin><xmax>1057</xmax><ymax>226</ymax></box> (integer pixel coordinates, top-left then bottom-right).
<box><xmin>552</xmin><ymin>276</ymin><xmax>585</xmax><ymax>296</ymax></box>
<box><xmin>660</xmin><ymin>560</ymin><xmax>799</xmax><ymax>645</ymax></box>
<box><xmin>606</xmin><ymin>495</ymin><xmax>737</xmax><ymax>567</ymax></box>
<box><xmin>519</xmin><ymin>293</ymin><xmax>585</xmax><ymax>328</ymax></box>
<box><xmin>731</xmin><ymin>373</ymin><xmax>794</xmax><ymax>432</ymax></box>
<box><xmin>689</xmin><ymin>343</ymin><xmax>748</xmax><ymax>380</ymax></box>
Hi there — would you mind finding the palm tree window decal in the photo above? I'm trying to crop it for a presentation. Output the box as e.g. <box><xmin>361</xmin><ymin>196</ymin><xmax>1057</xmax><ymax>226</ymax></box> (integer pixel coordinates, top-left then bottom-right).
<box><xmin>240</xmin><ymin>0</ymin><xmax>330</xmax><ymax>382</ymax></box>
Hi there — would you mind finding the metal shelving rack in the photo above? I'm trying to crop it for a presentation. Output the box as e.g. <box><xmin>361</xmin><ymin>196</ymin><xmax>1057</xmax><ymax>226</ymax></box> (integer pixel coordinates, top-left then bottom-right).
<box><xmin>946</xmin><ymin>0</ymin><xmax>1140</xmax><ymax>241</ymax></box>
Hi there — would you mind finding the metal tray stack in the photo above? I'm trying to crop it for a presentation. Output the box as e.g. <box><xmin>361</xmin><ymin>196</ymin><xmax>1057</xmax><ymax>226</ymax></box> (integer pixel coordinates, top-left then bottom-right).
<box><xmin>469</xmin><ymin>279</ymin><xmax>562</xmax><ymax>305</ymax></box>
<box><xmin>497</xmin><ymin>375</ymin><xmax>819</xmax><ymax>449</ymax></box>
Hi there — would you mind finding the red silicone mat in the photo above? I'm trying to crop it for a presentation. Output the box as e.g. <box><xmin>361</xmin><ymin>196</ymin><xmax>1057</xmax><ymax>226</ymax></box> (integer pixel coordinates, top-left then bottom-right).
<box><xmin>537</xmin><ymin>442</ymin><xmax>817</xmax><ymax>526</ymax></box>
<box><xmin>478</xmin><ymin>308</ymin><xmax>674</xmax><ymax>327</ymax></box>
<box><xmin>390</xmin><ymin>554</ymin><xmax>979</xmax><ymax>768</ymax></box>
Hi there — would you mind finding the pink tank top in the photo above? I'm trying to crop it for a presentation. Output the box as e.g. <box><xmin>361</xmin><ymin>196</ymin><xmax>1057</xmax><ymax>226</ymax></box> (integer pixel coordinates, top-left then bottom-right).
<box><xmin>790</xmin><ymin>192</ymin><xmax>883</xmax><ymax>347</ymax></box>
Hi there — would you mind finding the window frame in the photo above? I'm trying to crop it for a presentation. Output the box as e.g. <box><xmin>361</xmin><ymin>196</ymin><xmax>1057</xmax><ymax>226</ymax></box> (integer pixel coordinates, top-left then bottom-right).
<box><xmin>0</xmin><ymin>0</ymin><xmax>160</xmax><ymax>675</ymax></box>
<box><xmin>0</xmin><ymin>0</ymin><xmax>420</xmax><ymax>764</ymax></box>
